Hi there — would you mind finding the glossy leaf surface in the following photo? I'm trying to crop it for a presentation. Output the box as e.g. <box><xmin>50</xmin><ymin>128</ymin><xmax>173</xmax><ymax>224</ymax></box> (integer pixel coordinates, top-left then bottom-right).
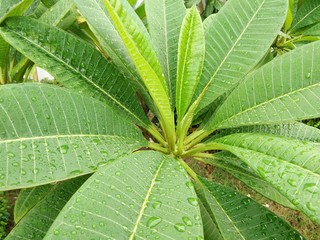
<box><xmin>7</xmin><ymin>176</ymin><xmax>89</xmax><ymax>239</ymax></box>
<box><xmin>209</xmin><ymin>152</ymin><xmax>296</xmax><ymax>209</ymax></box>
<box><xmin>197</xmin><ymin>177</ymin><xmax>304</xmax><ymax>239</ymax></box>
<box><xmin>0</xmin><ymin>84</ymin><xmax>146</xmax><ymax>190</ymax></box>
<box><xmin>145</xmin><ymin>0</ymin><xmax>186</xmax><ymax>106</ymax></box>
<box><xmin>207</xmin><ymin>41</ymin><xmax>320</xmax><ymax>130</ymax></box>
<box><xmin>193</xmin><ymin>0</ymin><xmax>287</xmax><ymax>114</ymax></box>
<box><xmin>45</xmin><ymin>151</ymin><xmax>203</xmax><ymax>239</ymax></box>
<box><xmin>39</xmin><ymin>0</ymin><xmax>75</xmax><ymax>26</ymax></box>
<box><xmin>0</xmin><ymin>0</ymin><xmax>33</xmax><ymax>24</ymax></box>
<box><xmin>176</xmin><ymin>6</ymin><xmax>204</xmax><ymax>122</ymax></box>
<box><xmin>214</xmin><ymin>133</ymin><xmax>320</xmax><ymax>224</ymax></box>
<box><xmin>0</xmin><ymin>16</ymin><xmax>149</xmax><ymax>127</ymax></box>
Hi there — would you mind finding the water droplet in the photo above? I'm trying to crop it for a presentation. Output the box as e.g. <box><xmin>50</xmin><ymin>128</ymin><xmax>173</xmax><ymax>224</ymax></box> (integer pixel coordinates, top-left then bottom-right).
<box><xmin>57</xmin><ymin>145</ymin><xmax>69</xmax><ymax>154</ymax></box>
<box><xmin>185</xmin><ymin>181</ymin><xmax>193</xmax><ymax>188</ymax></box>
<box><xmin>115</xmin><ymin>171</ymin><xmax>121</xmax><ymax>176</ymax></box>
<box><xmin>187</xmin><ymin>197</ymin><xmax>198</xmax><ymax>206</ymax></box>
<box><xmin>54</xmin><ymin>230</ymin><xmax>59</xmax><ymax>235</ymax></box>
<box><xmin>174</xmin><ymin>223</ymin><xmax>186</xmax><ymax>232</ymax></box>
<box><xmin>241</xmin><ymin>198</ymin><xmax>251</xmax><ymax>205</ymax></box>
<box><xmin>182</xmin><ymin>216</ymin><xmax>192</xmax><ymax>226</ymax></box>
<box><xmin>12</xmin><ymin>162</ymin><xmax>19</xmax><ymax>167</ymax></box>
<box><xmin>287</xmin><ymin>179</ymin><xmax>297</xmax><ymax>187</ymax></box>
<box><xmin>7</xmin><ymin>152</ymin><xmax>15</xmax><ymax>158</ymax></box>
<box><xmin>20</xmin><ymin>143</ymin><xmax>27</xmax><ymax>150</ymax></box>
<box><xmin>147</xmin><ymin>216</ymin><xmax>162</xmax><ymax>228</ymax></box>
<box><xmin>306</xmin><ymin>202</ymin><xmax>315</xmax><ymax>211</ymax></box>
<box><xmin>71</xmin><ymin>230</ymin><xmax>77</xmax><ymax>235</ymax></box>
<box><xmin>152</xmin><ymin>201</ymin><xmax>162</xmax><ymax>209</ymax></box>
<box><xmin>306</xmin><ymin>72</ymin><xmax>311</xmax><ymax>79</ymax></box>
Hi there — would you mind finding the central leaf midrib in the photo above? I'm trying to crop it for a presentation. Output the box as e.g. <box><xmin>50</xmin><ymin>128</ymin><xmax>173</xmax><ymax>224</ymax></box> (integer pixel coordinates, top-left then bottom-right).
<box><xmin>0</xmin><ymin>134</ymin><xmax>132</xmax><ymax>144</ymax></box>
<box><xmin>129</xmin><ymin>157</ymin><xmax>166</xmax><ymax>239</ymax></box>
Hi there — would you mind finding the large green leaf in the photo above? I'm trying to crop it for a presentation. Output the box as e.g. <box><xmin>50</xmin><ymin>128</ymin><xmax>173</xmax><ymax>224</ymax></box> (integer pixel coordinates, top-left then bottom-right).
<box><xmin>7</xmin><ymin>176</ymin><xmax>89</xmax><ymax>239</ymax></box>
<box><xmin>207</xmin><ymin>122</ymin><xmax>320</xmax><ymax>143</ymax></box>
<box><xmin>176</xmin><ymin>6</ymin><xmax>204</xmax><ymax>123</ymax></box>
<box><xmin>103</xmin><ymin>0</ymin><xmax>175</xmax><ymax>146</ymax></box>
<box><xmin>197</xmin><ymin>178</ymin><xmax>304</xmax><ymax>239</ymax></box>
<box><xmin>0</xmin><ymin>0</ymin><xmax>33</xmax><ymax>24</ymax></box>
<box><xmin>304</xmin><ymin>22</ymin><xmax>320</xmax><ymax>36</ymax></box>
<box><xmin>206</xmin><ymin>41</ymin><xmax>320</xmax><ymax>131</ymax></box>
<box><xmin>14</xmin><ymin>184</ymin><xmax>55</xmax><ymax>223</ymax></box>
<box><xmin>208</xmin><ymin>152</ymin><xmax>296</xmax><ymax>209</ymax></box>
<box><xmin>0</xmin><ymin>16</ymin><xmax>150</xmax><ymax>127</ymax></box>
<box><xmin>193</xmin><ymin>0</ymin><xmax>287</xmax><ymax>115</ymax></box>
<box><xmin>73</xmin><ymin>0</ymin><xmax>156</xmax><ymax>113</ymax></box>
<box><xmin>290</xmin><ymin>0</ymin><xmax>320</xmax><ymax>34</ymax></box>
<box><xmin>0</xmin><ymin>83</ymin><xmax>146</xmax><ymax>190</ymax></box>
<box><xmin>145</xmin><ymin>0</ymin><xmax>186</xmax><ymax>106</ymax></box>
<box><xmin>214</xmin><ymin>133</ymin><xmax>320</xmax><ymax>224</ymax></box>
<box><xmin>45</xmin><ymin>151</ymin><xmax>203</xmax><ymax>239</ymax></box>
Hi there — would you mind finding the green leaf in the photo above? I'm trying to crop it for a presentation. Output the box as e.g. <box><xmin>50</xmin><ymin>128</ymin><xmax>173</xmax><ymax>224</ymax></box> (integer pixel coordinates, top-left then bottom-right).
<box><xmin>45</xmin><ymin>151</ymin><xmax>203</xmax><ymax>239</ymax></box>
<box><xmin>304</xmin><ymin>22</ymin><xmax>320</xmax><ymax>36</ymax></box>
<box><xmin>73</xmin><ymin>0</ymin><xmax>155</xmax><ymax>113</ymax></box>
<box><xmin>207</xmin><ymin>122</ymin><xmax>320</xmax><ymax>143</ymax></box>
<box><xmin>176</xmin><ymin>6</ymin><xmax>204</xmax><ymax>122</ymax></box>
<box><xmin>103</xmin><ymin>0</ymin><xmax>175</xmax><ymax>147</ymax></box>
<box><xmin>0</xmin><ymin>36</ymin><xmax>9</xmax><ymax>84</ymax></box>
<box><xmin>0</xmin><ymin>0</ymin><xmax>33</xmax><ymax>24</ymax></box>
<box><xmin>290</xmin><ymin>0</ymin><xmax>320</xmax><ymax>33</ymax></box>
<box><xmin>208</xmin><ymin>152</ymin><xmax>296</xmax><ymax>209</ymax></box>
<box><xmin>39</xmin><ymin>0</ymin><xmax>75</xmax><ymax>26</ymax></box>
<box><xmin>145</xmin><ymin>0</ymin><xmax>186</xmax><ymax>106</ymax></box>
<box><xmin>198</xmin><ymin>200</ymin><xmax>223</xmax><ymax>240</ymax></box>
<box><xmin>0</xmin><ymin>83</ymin><xmax>146</xmax><ymax>190</ymax></box>
<box><xmin>14</xmin><ymin>184</ymin><xmax>55</xmax><ymax>223</ymax></box>
<box><xmin>206</xmin><ymin>41</ymin><xmax>320</xmax><ymax>131</ymax></box>
<box><xmin>0</xmin><ymin>16</ymin><xmax>150</xmax><ymax>127</ymax></box>
<box><xmin>7</xmin><ymin>176</ymin><xmax>89</xmax><ymax>240</ymax></box>
<box><xmin>214</xmin><ymin>133</ymin><xmax>320</xmax><ymax>224</ymax></box>
<box><xmin>193</xmin><ymin>0</ymin><xmax>288</xmax><ymax>115</ymax></box>
<box><xmin>197</xmin><ymin>178</ymin><xmax>304</xmax><ymax>239</ymax></box>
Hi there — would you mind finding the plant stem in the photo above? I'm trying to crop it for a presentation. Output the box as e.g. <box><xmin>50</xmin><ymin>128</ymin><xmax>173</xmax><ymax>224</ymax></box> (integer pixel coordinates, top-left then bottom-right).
<box><xmin>146</xmin><ymin>125</ymin><xmax>166</xmax><ymax>146</ymax></box>
<box><xmin>182</xmin><ymin>142</ymin><xmax>225</xmax><ymax>157</ymax></box>
<box><xmin>177</xmin><ymin>158</ymin><xmax>200</xmax><ymax>183</ymax></box>
<box><xmin>148</xmin><ymin>142</ymin><xmax>169</xmax><ymax>154</ymax></box>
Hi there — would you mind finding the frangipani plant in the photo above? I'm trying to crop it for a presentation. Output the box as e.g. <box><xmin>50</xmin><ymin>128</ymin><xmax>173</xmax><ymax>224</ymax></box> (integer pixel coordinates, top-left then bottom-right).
<box><xmin>0</xmin><ymin>0</ymin><xmax>319</xmax><ymax>239</ymax></box>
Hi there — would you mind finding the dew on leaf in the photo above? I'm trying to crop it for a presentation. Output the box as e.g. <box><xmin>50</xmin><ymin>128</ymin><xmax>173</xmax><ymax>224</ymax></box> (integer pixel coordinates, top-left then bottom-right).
<box><xmin>152</xmin><ymin>201</ymin><xmax>162</xmax><ymax>209</ymax></box>
<box><xmin>57</xmin><ymin>145</ymin><xmax>69</xmax><ymax>154</ymax></box>
<box><xmin>187</xmin><ymin>197</ymin><xmax>198</xmax><ymax>206</ymax></box>
<box><xmin>182</xmin><ymin>216</ymin><xmax>192</xmax><ymax>226</ymax></box>
<box><xmin>174</xmin><ymin>223</ymin><xmax>186</xmax><ymax>232</ymax></box>
<box><xmin>147</xmin><ymin>216</ymin><xmax>162</xmax><ymax>228</ymax></box>
<box><xmin>287</xmin><ymin>179</ymin><xmax>297</xmax><ymax>187</ymax></box>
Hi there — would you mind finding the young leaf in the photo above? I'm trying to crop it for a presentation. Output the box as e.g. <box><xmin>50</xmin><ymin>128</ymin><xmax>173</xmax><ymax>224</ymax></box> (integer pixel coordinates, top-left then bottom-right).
<box><xmin>0</xmin><ymin>84</ymin><xmax>146</xmax><ymax>190</ymax></box>
<box><xmin>214</xmin><ymin>133</ymin><xmax>320</xmax><ymax>224</ymax></box>
<box><xmin>193</xmin><ymin>0</ymin><xmax>288</xmax><ymax>115</ymax></box>
<box><xmin>45</xmin><ymin>151</ymin><xmax>203</xmax><ymax>239</ymax></box>
<box><xmin>6</xmin><ymin>176</ymin><xmax>89</xmax><ymax>240</ymax></box>
<box><xmin>0</xmin><ymin>16</ymin><xmax>150</xmax><ymax>127</ymax></box>
<box><xmin>176</xmin><ymin>6</ymin><xmax>204</xmax><ymax>122</ymax></box>
<box><xmin>196</xmin><ymin>178</ymin><xmax>304</xmax><ymax>239</ymax></box>
<box><xmin>73</xmin><ymin>0</ymin><xmax>156</xmax><ymax>113</ymax></box>
<box><xmin>145</xmin><ymin>0</ymin><xmax>186</xmax><ymax>106</ymax></box>
<box><xmin>206</xmin><ymin>41</ymin><xmax>320</xmax><ymax>131</ymax></box>
<box><xmin>290</xmin><ymin>0</ymin><xmax>320</xmax><ymax>33</ymax></box>
<box><xmin>39</xmin><ymin>0</ymin><xmax>75</xmax><ymax>26</ymax></box>
<box><xmin>102</xmin><ymin>0</ymin><xmax>175</xmax><ymax>147</ymax></box>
